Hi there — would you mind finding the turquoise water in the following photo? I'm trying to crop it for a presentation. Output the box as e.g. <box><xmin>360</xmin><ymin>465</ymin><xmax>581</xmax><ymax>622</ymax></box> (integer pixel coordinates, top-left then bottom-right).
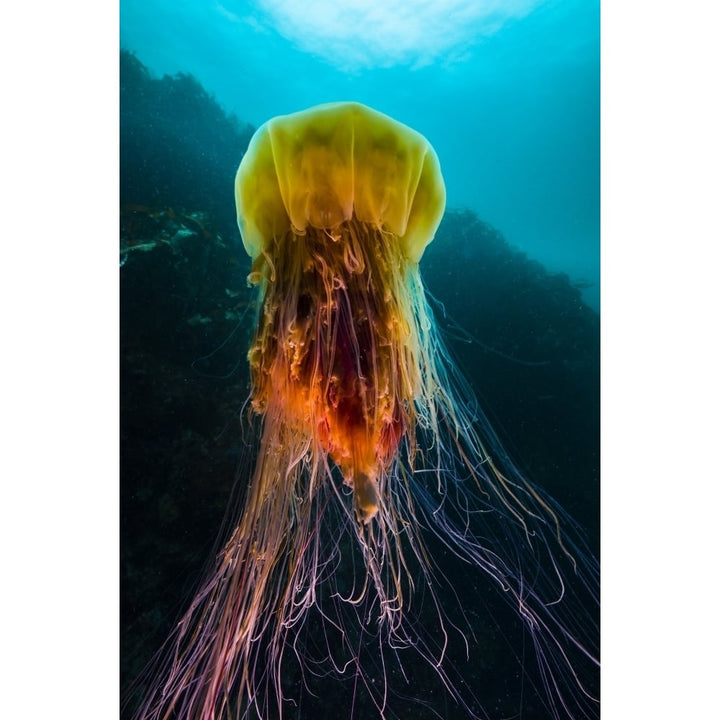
<box><xmin>120</xmin><ymin>0</ymin><xmax>599</xmax><ymax>310</ymax></box>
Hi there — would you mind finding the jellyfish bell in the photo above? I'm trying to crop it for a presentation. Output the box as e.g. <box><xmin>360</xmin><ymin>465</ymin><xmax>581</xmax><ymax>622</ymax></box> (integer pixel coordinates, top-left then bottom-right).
<box><xmin>236</xmin><ymin>101</ymin><xmax>446</xmax><ymax>524</ymax></box>
<box><xmin>132</xmin><ymin>102</ymin><xmax>599</xmax><ymax>720</ymax></box>
<box><xmin>235</xmin><ymin>101</ymin><xmax>445</xmax><ymax>263</ymax></box>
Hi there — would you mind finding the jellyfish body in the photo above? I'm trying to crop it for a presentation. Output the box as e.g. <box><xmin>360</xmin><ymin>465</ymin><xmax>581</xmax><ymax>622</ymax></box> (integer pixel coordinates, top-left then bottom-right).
<box><xmin>133</xmin><ymin>103</ymin><xmax>599</xmax><ymax>720</ymax></box>
<box><xmin>236</xmin><ymin>102</ymin><xmax>446</xmax><ymax>525</ymax></box>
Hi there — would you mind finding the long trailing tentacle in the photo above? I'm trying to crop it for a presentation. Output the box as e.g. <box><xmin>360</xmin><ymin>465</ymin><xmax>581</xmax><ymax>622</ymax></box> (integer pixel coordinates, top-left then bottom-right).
<box><xmin>132</xmin><ymin>218</ymin><xmax>598</xmax><ymax>720</ymax></box>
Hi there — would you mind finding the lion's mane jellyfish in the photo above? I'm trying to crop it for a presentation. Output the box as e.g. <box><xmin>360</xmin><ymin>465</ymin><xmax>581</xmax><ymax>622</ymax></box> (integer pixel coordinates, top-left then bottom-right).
<box><xmin>134</xmin><ymin>103</ymin><xmax>599</xmax><ymax>720</ymax></box>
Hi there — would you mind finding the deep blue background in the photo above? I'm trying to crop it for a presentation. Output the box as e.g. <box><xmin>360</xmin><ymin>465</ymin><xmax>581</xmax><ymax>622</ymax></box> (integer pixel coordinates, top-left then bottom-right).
<box><xmin>120</xmin><ymin>0</ymin><xmax>600</xmax><ymax>309</ymax></box>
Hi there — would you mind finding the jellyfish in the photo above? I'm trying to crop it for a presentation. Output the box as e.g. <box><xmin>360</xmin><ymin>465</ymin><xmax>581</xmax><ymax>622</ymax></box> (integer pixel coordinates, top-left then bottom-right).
<box><xmin>132</xmin><ymin>102</ymin><xmax>599</xmax><ymax>720</ymax></box>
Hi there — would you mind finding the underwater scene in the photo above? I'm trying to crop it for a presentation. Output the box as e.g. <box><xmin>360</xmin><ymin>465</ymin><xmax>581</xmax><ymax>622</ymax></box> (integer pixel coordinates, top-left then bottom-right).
<box><xmin>120</xmin><ymin>2</ymin><xmax>599</xmax><ymax>719</ymax></box>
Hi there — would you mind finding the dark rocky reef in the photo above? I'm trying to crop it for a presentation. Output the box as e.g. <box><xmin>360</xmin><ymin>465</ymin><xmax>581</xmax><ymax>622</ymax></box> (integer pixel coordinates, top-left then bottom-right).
<box><xmin>120</xmin><ymin>49</ymin><xmax>255</xmax><ymax>241</ymax></box>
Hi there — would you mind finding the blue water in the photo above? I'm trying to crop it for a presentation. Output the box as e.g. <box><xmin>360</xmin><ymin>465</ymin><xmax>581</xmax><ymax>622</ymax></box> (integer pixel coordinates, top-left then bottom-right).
<box><xmin>120</xmin><ymin>0</ymin><xmax>599</xmax><ymax>310</ymax></box>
